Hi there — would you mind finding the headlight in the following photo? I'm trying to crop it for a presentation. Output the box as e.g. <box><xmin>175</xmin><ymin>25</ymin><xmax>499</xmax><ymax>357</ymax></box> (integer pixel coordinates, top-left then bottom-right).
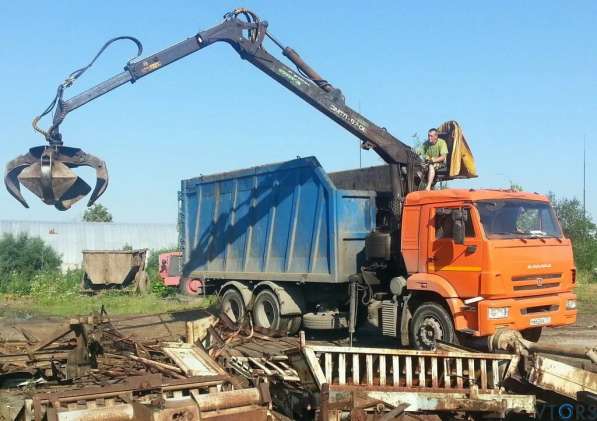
<box><xmin>566</xmin><ymin>299</ymin><xmax>577</xmax><ymax>310</ymax></box>
<box><xmin>488</xmin><ymin>307</ymin><xmax>509</xmax><ymax>319</ymax></box>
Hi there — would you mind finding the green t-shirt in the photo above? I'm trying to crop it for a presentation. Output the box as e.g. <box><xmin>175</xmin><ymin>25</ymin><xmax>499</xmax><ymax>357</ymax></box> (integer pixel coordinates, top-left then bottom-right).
<box><xmin>421</xmin><ymin>138</ymin><xmax>448</xmax><ymax>159</ymax></box>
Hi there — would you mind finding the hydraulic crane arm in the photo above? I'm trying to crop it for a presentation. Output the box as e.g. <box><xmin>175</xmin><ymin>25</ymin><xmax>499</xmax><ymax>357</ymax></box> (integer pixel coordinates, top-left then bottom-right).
<box><xmin>5</xmin><ymin>9</ymin><xmax>420</xmax><ymax>210</ymax></box>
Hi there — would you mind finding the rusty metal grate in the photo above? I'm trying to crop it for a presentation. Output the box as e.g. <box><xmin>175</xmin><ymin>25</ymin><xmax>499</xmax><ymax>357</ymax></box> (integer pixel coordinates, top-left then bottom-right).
<box><xmin>303</xmin><ymin>345</ymin><xmax>517</xmax><ymax>392</ymax></box>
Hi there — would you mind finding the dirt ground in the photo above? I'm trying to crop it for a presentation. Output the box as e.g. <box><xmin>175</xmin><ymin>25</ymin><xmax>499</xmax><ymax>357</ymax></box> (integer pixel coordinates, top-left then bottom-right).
<box><xmin>1</xmin><ymin>306</ymin><xmax>595</xmax><ymax>349</ymax></box>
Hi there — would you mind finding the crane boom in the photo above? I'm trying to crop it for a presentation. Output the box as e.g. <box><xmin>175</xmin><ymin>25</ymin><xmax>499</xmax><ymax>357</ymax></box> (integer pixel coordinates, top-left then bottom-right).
<box><xmin>6</xmin><ymin>9</ymin><xmax>430</xmax><ymax>211</ymax></box>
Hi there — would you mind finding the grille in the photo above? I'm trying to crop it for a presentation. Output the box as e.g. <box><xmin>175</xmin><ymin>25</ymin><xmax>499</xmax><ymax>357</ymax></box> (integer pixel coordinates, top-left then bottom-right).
<box><xmin>521</xmin><ymin>304</ymin><xmax>559</xmax><ymax>315</ymax></box>
<box><xmin>511</xmin><ymin>273</ymin><xmax>561</xmax><ymax>291</ymax></box>
<box><xmin>513</xmin><ymin>282</ymin><xmax>559</xmax><ymax>291</ymax></box>
<box><xmin>381</xmin><ymin>301</ymin><xmax>398</xmax><ymax>337</ymax></box>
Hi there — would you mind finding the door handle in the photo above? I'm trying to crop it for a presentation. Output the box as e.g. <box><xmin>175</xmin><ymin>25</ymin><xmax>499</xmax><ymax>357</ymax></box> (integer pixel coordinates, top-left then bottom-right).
<box><xmin>466</xmin><ymin>245</ymin><xmax>477</xmax><ymax>254</ymax></box>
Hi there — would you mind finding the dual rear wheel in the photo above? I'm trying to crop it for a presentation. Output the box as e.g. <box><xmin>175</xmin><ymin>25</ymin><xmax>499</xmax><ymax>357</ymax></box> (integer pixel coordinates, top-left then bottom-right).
<box><xmin>220</xmin><ymin>287</ymin><xmax>301</xmax><ymax>334</ymax></box>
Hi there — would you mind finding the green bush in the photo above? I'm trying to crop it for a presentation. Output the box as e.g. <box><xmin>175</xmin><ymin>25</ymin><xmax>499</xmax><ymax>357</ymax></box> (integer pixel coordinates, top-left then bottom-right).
<box><xmin>0</xmin><ymin>233</ymin><xmax>62</xmax><ymax>294</ymax></box>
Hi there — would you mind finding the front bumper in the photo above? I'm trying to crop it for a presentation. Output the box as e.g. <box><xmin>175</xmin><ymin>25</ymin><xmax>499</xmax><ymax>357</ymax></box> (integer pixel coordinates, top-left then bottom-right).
<box><xmin>475</xmin><ymin>292</ymin><xmax>577</xmax><ymax>336</ymax></box>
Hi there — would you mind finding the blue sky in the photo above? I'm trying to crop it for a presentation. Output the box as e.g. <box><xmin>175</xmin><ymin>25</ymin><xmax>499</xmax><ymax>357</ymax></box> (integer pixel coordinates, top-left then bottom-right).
<box><xmin>1</xmin><ymin>1</ymin><xmax>595</xmax><ymax>223</ymax></box>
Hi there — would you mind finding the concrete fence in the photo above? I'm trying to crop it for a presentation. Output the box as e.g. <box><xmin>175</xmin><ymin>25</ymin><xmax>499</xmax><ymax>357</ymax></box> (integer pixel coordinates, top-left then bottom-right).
<box><xmin>0</xmin><ymin>220</ymin><xmax>177</xmax><ymax>270</ymax></box>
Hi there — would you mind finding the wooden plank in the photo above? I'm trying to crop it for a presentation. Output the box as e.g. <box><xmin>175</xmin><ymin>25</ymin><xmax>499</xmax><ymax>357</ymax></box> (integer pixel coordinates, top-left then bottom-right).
<box><xmin>456</xmin><ymin>358</ymin><xmax>464</xmax><ymax>388</ymax></box>
<box><xmin>303</xmin><ymin>348</ymin><xmax>326</xmax><ymax>389</ymax></box>
<box><xmin>418</xmin><ymin>357</ymin><xmax>426</xmax><ymax>388</ymax></box>
<box><xmin>379</xmin><ymin>355</ymin><xmax>386</xmax><ymax>386</ymax></box>
<box><xmin>325</xmin><ymin>353</ymin><xmax>333</xmax><ymax>384</ymax></box>
<box><xmin>468</xmin><ymin>359</ymin><xmax>475</xmax><ymax>388</ymax></box>
<box><xmin>162</xmin><ymin>342</ymin><xmax>225</xmax><ymax>377</ymax></box>
<box><xmin>392</xmin><ymin>356</ymin><xmax>400</xmax><ymax>387</ymax></box>
<box><xmin>353</xmin><ymin>354</ymin><xmax>360</xmax><ymax>385</ymax></box>
<box><xmin>405</xmin><ymin>356</ymin><xmax>412</xmax><ymax>387</ymax></box>
<box><xmin>232</xmin><ymin>346</ymin><xmax>263</xmax><ymax>358</ymax></box>
<box><xmin>366</xmin><ymin>354</ymin><xmax>373</xmax><ymax>385</ymax></box>
<box><xmin>480</xmin><ymin>359</ymin><xmax>488</xmax><ymax>390</ymax></box>
<box><xmin>338</xmin><ymin>353</ymin><xmax>346</xmax><ymax>385</ymax></box>
<box><xmin>443</xmin><ymin>358</ymin><xmax>451</xmax><ymax>388</ymax></box>
<box><xmin>492</xmin><ymin>360</ymin><xmax>500</xmax><ymax>389</ymax></box>
<box><xmin>431</xmin><ymin>357</ymin><xmax>438</xmax><ymax>388</ymax></box>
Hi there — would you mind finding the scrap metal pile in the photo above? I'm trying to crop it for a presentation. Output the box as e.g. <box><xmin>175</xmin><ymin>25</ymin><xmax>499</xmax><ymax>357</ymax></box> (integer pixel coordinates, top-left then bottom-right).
<box><xmin>1</xmin><ymin>311</ymin><xmax>596</xmax><ymax>421</ymax></box>
<box><xmin>0</xmin><ymin>313</ymin><xmax>273</xmax><ymax>421</ymax></box>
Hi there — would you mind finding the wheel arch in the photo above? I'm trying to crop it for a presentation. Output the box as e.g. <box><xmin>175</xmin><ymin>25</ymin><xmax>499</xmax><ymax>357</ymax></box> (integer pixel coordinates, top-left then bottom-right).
<box><xmin>253</xmin><ymin>281</ymin><xmax>305</xmax><ymax>316</ymax></box>
<box><xmin>220</xmin><ymin>280</ymin><xmax>253</xmax><ymax>308</ymax></box>
<box><xmin>408</xmin><ymin>289</ymin><xmax>469</xmax><ymax>333</ymax></box>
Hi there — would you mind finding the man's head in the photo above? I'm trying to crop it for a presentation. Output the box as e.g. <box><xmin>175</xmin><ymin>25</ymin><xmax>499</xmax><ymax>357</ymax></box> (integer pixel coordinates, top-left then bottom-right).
<box><xmin>428</xmin><ymin>128</ymin><xmax>438</xmax><ymax>144</ymax></box>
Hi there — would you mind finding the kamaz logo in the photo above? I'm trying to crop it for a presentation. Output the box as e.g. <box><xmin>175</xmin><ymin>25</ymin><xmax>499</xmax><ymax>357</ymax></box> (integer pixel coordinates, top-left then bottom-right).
<box><xmin>329</xmin><ymin>104</ymin><xmax>368</xmax><ymax>133</ymax></box>
<box><xmin>528</xmin><ymin>263</ymin><xmax>552</xmax><ymax>269</ymax></box>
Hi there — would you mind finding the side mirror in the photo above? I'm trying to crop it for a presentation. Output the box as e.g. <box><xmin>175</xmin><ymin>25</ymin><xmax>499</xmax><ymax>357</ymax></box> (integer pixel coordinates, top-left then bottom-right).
<box><xmin>452</xmin><ymin>209</ymin><xmax>467</xmax><ymax>245</ymax></box>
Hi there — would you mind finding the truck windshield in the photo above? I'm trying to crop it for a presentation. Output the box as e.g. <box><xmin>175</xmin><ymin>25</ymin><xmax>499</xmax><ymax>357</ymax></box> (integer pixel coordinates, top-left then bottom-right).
<box><xmin>475</xmin><ymin>200</ymin><xmax>562</xmax><ymax>239</ymax></box>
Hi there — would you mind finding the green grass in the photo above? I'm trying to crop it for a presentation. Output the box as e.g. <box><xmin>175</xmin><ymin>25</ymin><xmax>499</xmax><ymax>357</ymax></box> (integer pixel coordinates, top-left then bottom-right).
<box><xmin>0</xmin><ymin>268</ymin><xmax>214</xmax><ymax>318</ymax></box>
<box><xmin>0</xmin><ymin>292</ymin><xmax>209</xmax><ymax>318</ymax></box>
<box><xmin>576</xmin><ymin>271</ymin><xmax>596</xmax><ymax>314</ymax></box>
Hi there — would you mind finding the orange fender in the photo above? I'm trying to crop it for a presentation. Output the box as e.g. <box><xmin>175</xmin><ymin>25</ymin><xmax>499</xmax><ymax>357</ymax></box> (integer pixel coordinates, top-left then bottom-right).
<box><xmin>407</xmin><ymin>273</ymin><xmax>458</xmax><ymax>298</ymax></box>
<box><xmin>407</xmin><ymin>273</ymin><xmax>474</xmax><ymax>333</ymax></box>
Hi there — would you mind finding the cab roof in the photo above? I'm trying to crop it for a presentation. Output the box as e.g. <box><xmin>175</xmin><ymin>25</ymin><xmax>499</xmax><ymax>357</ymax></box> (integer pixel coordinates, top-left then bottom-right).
<box><xmin>404</xmin><ymin>189</ymin><xmax>550</xmax><ymax>207</ymax></box>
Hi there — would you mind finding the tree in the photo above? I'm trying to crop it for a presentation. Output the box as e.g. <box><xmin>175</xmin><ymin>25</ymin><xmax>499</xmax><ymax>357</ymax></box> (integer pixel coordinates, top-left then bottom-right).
<box><xmin>550</xmin><ymin>194</ymin><xmax>597</xmax><ymax>272</ymax></box>
<box><xmin>0</xmin><ymin>233</ymin><xmax>62</xmax><ymax>279</ymax></box>
<box><xmin>83</xmin><ymin>204</ymin><xmax>113</xmax><ymax>222</ymax></box>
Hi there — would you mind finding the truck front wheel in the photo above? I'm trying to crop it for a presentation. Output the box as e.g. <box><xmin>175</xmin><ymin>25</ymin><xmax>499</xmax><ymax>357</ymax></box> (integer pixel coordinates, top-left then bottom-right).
<box><xmin>410</xmin><ymin>302</ymin><xmax>456</xmax><ymax>349</ymax></box>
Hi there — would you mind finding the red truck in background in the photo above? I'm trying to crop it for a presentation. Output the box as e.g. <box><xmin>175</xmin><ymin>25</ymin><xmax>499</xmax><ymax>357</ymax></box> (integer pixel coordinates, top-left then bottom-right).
<box><xmin>159</xmin><ymin>252</ymin><xmax>204</xmax><ymax>296</ymax></box>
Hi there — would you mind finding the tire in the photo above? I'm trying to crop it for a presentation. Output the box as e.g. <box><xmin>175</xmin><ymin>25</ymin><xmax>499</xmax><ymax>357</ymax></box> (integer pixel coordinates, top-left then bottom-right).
<box><xmin>178</xmin><ymin>277</ymin><xmax>203</xmax><ymax>297</ymax></box>
<box><xmin>521</xmin><ymin>327</ymin><xmax>542</xmax><ymax>342</ymax></box>
<box><xmin>253</xmin><ymin>289</ymin><xmax>284</xmax><ymax>331</ymax></box>
<box><xmin>302</xmin><ymin>311</ymin><xmax>349</xmax><ymax>331</ymax></box>
<box><xmin>221</xmin><ymin>288</ymin><xmax>246</xmax><ymax>324</ymax></box>
<box><xmin>409</xmin><ymin>302</ymin><xmax>456</xmax><ymax>350</ymax></box>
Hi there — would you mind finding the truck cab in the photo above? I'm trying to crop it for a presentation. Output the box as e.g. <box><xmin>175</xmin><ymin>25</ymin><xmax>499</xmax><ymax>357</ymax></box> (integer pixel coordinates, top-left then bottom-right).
<box><xmin>400</xmin><ymin>189</ymin><xmax>577</xmax><ymax>347</ymax></box>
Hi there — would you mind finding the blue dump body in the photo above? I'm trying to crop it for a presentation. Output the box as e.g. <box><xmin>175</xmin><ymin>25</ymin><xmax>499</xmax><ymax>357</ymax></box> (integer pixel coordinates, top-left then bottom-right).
<box><xmin>180</xmin><ymin>157</ymin><xmax>376</xmax><ymax>284</ymax></box>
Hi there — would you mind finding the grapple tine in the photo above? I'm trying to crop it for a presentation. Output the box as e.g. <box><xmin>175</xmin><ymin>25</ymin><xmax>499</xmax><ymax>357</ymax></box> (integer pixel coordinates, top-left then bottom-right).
<box><xmin>85</xmin><ymin>155</ymin><xmax>109</xmax><ymax>207</ymax></box>
<box><xmin>4</xmin><ymin>154</ymin><xmax>33</xmax><ymax>208</ymax></box>
<box><xmin>4</xmin><ymin>146</ymin><xmax>108</xmax><ymax>210</ymax></box>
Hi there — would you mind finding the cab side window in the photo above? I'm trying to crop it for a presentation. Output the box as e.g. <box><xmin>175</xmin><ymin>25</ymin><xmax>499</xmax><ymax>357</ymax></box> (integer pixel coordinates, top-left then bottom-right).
<box><xmin>435</xmin><ymin>208</ymin><xmax>475</xmax><ymax>239</ymax></box>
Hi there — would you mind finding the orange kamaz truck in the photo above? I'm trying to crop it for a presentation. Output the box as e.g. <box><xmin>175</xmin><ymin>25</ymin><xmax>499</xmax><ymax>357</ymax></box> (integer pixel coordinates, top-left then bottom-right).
<box><xmin>5</xmin><ymin>9</ymin><xmax>577</xmax><ymax>349</ymax></box>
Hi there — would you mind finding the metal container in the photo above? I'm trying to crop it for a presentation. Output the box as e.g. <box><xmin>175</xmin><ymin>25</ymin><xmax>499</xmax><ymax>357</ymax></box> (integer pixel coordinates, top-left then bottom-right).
<box><xmin>180</xmin><ymin>157</ymin><xmax>376</xmax><ymax>284</ymax></box>
<box><xmin>82</xmin><ymin>249</ymin><xmax>148</xmax><ymax>291</ymax></box>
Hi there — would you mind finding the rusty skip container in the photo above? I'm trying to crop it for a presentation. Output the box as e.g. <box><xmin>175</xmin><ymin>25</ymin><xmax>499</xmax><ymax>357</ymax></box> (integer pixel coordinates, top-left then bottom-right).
<box><xmin>82</xmin><ymin>249</ymin><xmax>149</xmax><ymax>291</ymax></box>
<box><xmin>180</xmin><ymin>157</ymin><xmax>376</xmax><ymax>284</ymax></box>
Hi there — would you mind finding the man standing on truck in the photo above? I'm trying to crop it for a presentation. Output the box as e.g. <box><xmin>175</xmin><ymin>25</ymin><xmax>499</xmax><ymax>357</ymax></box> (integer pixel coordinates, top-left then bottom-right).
<box><xmin>421</xmin><ymin>128</ymin><xmax>448</xmax><ymax>191</ymax></box>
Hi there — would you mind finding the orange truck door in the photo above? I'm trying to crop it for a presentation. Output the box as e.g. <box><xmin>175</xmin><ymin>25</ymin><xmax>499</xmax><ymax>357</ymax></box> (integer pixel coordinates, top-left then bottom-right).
<box><xmin>428</xmin><ymin>206</ymin><xmax>483</xmax><ymax>298</ymax></box>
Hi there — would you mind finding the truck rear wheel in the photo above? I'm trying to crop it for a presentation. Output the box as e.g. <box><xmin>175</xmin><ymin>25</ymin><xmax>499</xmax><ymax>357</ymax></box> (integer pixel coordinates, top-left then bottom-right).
<box><xmin>252</xmin><ymin>290</ymin><xmax>303</xmax><ymax>334</ymax></box>
<box><xmin>410</xmin><ymin>302</ymin><xmax>456</xmax><ymax>350</ymax></box>
<box><xmin>253</xmin><ymin>289</ymin><xmax>284</xmax><ymax>330</ymax></box>
<box><xmin>221</xmin><ymin>288</ymin><xmax>246</xmax><ymax>324</ymax></box>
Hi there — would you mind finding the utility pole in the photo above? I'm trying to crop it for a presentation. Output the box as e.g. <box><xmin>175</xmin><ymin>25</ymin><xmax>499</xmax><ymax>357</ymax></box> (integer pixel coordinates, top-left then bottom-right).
<box><xmin>583</xmin><ymin>135</ymin><xmax>586</xmax><ymax>220</ymax></box>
